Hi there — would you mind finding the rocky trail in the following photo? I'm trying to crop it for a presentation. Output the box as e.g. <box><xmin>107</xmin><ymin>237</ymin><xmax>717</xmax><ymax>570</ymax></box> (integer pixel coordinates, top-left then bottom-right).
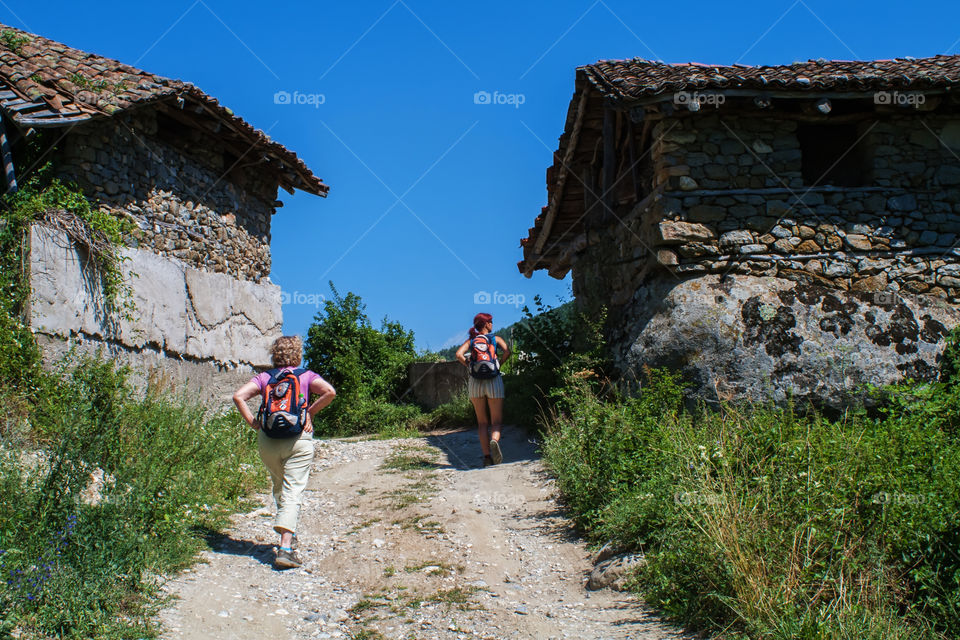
<box><xmin>158</xmin><ymin>427</ymin><xmax>688</xmax><ymax>640</ymax></box>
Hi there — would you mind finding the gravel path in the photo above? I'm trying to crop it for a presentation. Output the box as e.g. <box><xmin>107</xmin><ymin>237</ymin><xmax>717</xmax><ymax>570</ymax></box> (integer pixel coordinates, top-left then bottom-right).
<box><xmin>158</xmin><ymin>426</ymin><xmax>688</xmax><ymax>639</ymax></box>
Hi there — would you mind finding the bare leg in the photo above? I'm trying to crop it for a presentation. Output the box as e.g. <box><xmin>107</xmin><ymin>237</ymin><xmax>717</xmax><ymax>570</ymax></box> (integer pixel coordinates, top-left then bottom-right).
<box><xmin>487</xmin><ymin>397</ymin><xmax>503</xmax><ymax>443</ymax></box>
<box><xmin>471</xmin><ymin>397</ymin><xmax>491</xmax><ymax>456</ymax></box>
<box><xmin>279</xmin><ymin>529</ymin><xmax>293</xmax><ymax>548</ymax></box>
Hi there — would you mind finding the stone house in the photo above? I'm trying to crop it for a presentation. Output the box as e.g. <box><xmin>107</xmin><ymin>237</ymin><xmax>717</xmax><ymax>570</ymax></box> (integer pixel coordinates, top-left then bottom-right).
<box><xmin>520</xmin><ymin>55</ymin><xmax>960</xmax><ymax>407</ymax></box>
<box><xmin>0</xmin><ymin>24</ymin><xmax>328</xmax><ymax>397</ymax></box>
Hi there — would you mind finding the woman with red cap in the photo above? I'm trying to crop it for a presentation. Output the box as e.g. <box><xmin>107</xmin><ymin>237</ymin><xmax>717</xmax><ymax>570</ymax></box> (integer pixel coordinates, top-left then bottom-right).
<box><xmin>455</xmin><ymin>313</ymin><xmax>511</xmax><ymax>466</ymax></box>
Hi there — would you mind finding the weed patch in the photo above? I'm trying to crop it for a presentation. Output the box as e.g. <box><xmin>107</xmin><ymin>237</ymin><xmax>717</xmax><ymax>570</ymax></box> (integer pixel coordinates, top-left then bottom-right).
<box><xmin>542</xmin><ymin>363</ymin><xmax>960</xmax><ymax>639</ymax></box>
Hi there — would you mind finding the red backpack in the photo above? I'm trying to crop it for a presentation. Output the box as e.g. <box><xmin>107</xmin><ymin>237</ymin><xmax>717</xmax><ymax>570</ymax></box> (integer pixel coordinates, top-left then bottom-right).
<box><xmin>257</xmin><ymin>368</ymin><xmax>308</xmax><ymax>438</ymax></box>
<box><xmin>469</xmin><ymin>334</ymin><xmax>500</xmax><ymax>379</ymax></box>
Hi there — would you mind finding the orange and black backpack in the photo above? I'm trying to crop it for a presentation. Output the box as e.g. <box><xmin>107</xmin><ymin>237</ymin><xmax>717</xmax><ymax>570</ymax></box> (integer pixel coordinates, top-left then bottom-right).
<box><xmin>257</xmin><ymin>368</ymin><xmax>308</xmax><ymax>438</ymax></box>
<box><xmin>468</xmin><ymin>334</ymin><xmax>500</xmax><ymax>379</ymax></box>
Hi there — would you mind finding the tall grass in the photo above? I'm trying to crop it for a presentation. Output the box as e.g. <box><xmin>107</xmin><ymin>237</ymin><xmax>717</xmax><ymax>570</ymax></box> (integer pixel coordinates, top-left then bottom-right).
<box><xmin>0</xmin><ymin>356</ymin><xmax>262</xmax><ymax>639</ymax></box>
<box><xmin>541</xmin><ymin>368</ymin><xmax>960</xmax><ymax>639</ymax></box>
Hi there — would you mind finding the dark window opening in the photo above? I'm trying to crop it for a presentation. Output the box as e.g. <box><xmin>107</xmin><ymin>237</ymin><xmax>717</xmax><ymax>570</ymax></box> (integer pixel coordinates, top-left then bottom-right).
<box><xmin>222</xmin><ymin>151</ymin><xmax>239</xmax><ymax>173</ymax></box>
<box><xmin>798</xmin><ymin>123</ymin><xmax>872</xmax><ymax>187</ymax></box>
<box><xmin>156</xmin><ymin>111</ymin><xmax>193</xmax><ymax>146</ymax></box>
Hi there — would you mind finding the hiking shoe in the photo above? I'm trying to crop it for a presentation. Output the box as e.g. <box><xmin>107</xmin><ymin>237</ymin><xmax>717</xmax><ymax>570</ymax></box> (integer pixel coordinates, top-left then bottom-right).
<box><xmin>483</xmin><ymin>455</ymin><xmax>494</xmax><ymax>467</ymax></box>
<box><xmin>490</xmin><ymin>439</ymin><xmax>503</xmax><ymax>465</ymax></box>
<box><xmin>274</xmin><ymin>547</ymin><xmax>302</xmax><ymax>569</ymax></box>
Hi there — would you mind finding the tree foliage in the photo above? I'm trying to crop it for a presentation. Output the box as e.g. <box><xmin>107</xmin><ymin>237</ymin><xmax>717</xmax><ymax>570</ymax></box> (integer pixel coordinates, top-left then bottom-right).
<box><xmin>304</xmin><ymin>283</ymin><xmax>419</xmax><ymax>436</ymax></box>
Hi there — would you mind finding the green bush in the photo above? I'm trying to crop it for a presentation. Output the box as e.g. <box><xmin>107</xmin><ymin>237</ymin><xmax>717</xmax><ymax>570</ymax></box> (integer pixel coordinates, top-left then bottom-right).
<box><xmin>541</xmin><ymin>367</ymin><xmax>960</xmax><ymax>639</ymax></box>
<box><xmin>305</xmin><ymin>283</ymin><xmax>424</xmax><ymax>437</ymax></box>
<box><xmin>503</xmin><ymin>296</ymin><xmax>607</xmax><ymax>427</ymax></box>
<box><xmin>0</xmin><ymin>152</ymin><xmax>262</xmax><ymax>639</ymax></box>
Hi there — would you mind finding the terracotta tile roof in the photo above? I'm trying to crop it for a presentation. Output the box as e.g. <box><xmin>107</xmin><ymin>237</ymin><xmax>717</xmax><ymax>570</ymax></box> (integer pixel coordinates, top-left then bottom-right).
<box><xmin>0</xmin><ymin>23</ymin><xmax>328</xmax><ymax>196</ymax></box>
<box><xmin>581</xmin><ymin>55</ymin><xmax>960</xmax><ymax>102</ymax></box>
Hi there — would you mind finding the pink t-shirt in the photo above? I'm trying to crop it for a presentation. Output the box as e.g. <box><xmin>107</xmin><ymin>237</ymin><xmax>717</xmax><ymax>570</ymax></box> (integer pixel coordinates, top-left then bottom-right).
<box><xmin>251</xmin><ymin>367</ymin><xmax>325</xmax><ymax>403</ymax></box>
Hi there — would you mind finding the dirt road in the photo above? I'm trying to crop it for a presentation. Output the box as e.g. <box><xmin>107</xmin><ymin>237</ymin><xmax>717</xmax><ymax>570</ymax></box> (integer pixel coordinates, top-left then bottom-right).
<box><xmin>159</xmin><ymin>427</ymin><xmax>686</xmax><ymax>640</ymax></box>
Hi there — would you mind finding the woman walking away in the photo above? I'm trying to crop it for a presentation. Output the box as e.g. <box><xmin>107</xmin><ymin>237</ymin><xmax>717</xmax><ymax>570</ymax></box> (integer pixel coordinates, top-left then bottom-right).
<box><xmin>456</xmin><ymin>313</ymin><xmax>510</xmax><ymax>467</ymax></box>
<box><xmin>233</xmin><ymin>336</ymin><xmax>336</xmax><ymax>569</ymax></box>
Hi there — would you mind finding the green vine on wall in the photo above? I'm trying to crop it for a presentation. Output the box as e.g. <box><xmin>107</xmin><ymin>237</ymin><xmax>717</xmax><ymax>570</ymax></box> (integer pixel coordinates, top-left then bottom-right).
<box><xmin>1</xmin><ymin>162</ymin><xmax>135</xmax><ymax>329</ymax></box>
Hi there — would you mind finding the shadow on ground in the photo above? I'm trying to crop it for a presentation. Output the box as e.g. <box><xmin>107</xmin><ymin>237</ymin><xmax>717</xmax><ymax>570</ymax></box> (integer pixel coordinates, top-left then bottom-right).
<box><xmin>424</xmin><ymin>424</ymin><xmax>540</xmax><ymax>470</ymax></box>
<box><xmin>198</xmin><ymin>529</ymin><xmax>276</xmax><ymax>568</ymax></box>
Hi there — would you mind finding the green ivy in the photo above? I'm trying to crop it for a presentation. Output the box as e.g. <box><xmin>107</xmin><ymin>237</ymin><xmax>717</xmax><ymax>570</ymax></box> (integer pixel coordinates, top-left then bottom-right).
<box><xmin>7</xmin><ymin>180</ymin><xmax>131</xmax><ymax>310</ymax></box>
<box><xmin>0</xmin><ymin>162</ymin><xmax>134</xmax><ymax>378</ymax></box>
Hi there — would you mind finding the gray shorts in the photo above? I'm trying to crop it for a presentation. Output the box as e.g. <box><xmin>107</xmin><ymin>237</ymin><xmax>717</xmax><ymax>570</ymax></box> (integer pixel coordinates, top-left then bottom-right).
<box><xmin>468</xmin><ymin>375</ymin><xmax>505</xmax><ymax>399</ymax></box>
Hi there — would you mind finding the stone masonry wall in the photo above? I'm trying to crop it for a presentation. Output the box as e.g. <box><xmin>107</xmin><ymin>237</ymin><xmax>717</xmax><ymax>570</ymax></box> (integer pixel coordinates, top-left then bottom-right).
<box><xmin>571</xmin><ymin>111</ymin><xmax>960</xmax><ymax>390</ymax></box>
<box><xmin>648</xmin><ymin>114</ymin><xmax>960</xmax><ymax>300</ymax></box>
<box><xmin>55</xmin><ymin>110</ymin><xmax>278</xmax><ymax>282</ymax></box>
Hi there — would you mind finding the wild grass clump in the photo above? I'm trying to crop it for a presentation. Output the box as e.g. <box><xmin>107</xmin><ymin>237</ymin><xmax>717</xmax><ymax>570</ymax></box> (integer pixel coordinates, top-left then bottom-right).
<box><xmin>406</xmin><ymin>392</ymin><xmax>474</xmax><ymax>431</ymax></box>
<box><xmin>542</xmin><ymin>354</ymin><xmax>960</xmax><ymax>639</ymax></box>
<box><xmin>0</xmin><ymin>356</ymin><xmax>262</xmax><ymax>639</ymax></box>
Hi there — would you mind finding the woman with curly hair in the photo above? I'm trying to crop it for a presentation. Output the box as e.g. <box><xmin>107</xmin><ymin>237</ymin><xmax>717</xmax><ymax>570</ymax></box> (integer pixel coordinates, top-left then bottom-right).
<box><xmin>233</xmin><ymin>336</ymin><xmax>336</xmax><ymax>569</ymax></box>
<box><xmin>456</xmin><ymin>313</ymin><xmax>510</xmax><ymax>467</ymax></box>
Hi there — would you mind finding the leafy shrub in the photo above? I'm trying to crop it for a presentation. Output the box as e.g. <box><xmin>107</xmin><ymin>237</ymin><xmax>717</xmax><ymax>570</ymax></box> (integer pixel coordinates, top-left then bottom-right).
<box><xmin>305</xmin><ymin>283</ymin><xmax>422</xmax><ymax>436</ymax></box>
<box><xmin>542</xmin><ymin>368</ymin><xmax>960</xmax><ymax>639</ymax></box>
<box><xmin>0</xmin><ymin>146</ymin><xmax>261</xmax><ymax>639</ymax></box>
<box><xmin>504</xmin><ymin>296</ymin><xmax>607</xmax><ymax>427</ymax></box>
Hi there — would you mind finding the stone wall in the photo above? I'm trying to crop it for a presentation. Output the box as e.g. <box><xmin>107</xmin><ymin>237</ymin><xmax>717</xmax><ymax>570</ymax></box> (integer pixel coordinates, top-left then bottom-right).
<box><xmin>28</xmin><ymin>225</ymin><xmax>282</xmax><ymax>401</ymax></box>
<box><xmin>619</xmin><ymin>274</ymin><xmax>960</xmax><ymax>409</ymax></box>
<box><xmin>570</xmin><ymin>110</ymin><xmax>960</xmax><ymax>403</ymax></box>
<box><xmin>55</xmin><ymin>110</ymin><xmax>278</xmax><ymax>282</ymax></box>
<box><xmin>648</xmin><ymin>114</ymin><xmax>960</xmax><ymax>301</ymax></box>
<box><xmin>407</xmin><ymin>362</ymin><xmax>468</xmax><ymax>410</ymax></box>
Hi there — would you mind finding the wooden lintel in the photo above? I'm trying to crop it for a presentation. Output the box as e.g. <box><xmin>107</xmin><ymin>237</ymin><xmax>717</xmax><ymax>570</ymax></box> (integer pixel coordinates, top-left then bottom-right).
<box><xmin>601</xmin><ymin>104</ymin><xmax>616</xmax><ymax>219</ymax></box>
<box><xmin>533</xmin><ymin>87</ymin><xmax>590</xmax><ymax>255</ymax></box>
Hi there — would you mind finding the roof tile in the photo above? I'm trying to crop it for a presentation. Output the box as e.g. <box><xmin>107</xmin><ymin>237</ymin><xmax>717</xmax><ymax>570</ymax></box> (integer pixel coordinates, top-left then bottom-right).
<box><xmin>581</xmin><ymin>55</ymin><xmax>960</xmax><ymax>100</ymax></box>
<box><xmin>0</xmin><ymin>23</ymin><xmax>327</xmax><ymax>196</ymax></box>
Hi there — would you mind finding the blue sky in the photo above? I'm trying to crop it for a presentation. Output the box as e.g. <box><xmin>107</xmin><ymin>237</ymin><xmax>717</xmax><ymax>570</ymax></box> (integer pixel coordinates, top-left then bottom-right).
<box><xmin>7</xmin><ymin>0</ymin><xmax>960</xmax><ymax>349</ymax></box>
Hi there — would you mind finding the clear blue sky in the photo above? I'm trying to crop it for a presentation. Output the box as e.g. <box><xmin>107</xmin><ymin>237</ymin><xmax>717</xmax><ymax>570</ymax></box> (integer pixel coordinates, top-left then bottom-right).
<box><xmin>7</xmin><ymin>1</ymin><xmax>960</xmax><ymax>349</ymax></box>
